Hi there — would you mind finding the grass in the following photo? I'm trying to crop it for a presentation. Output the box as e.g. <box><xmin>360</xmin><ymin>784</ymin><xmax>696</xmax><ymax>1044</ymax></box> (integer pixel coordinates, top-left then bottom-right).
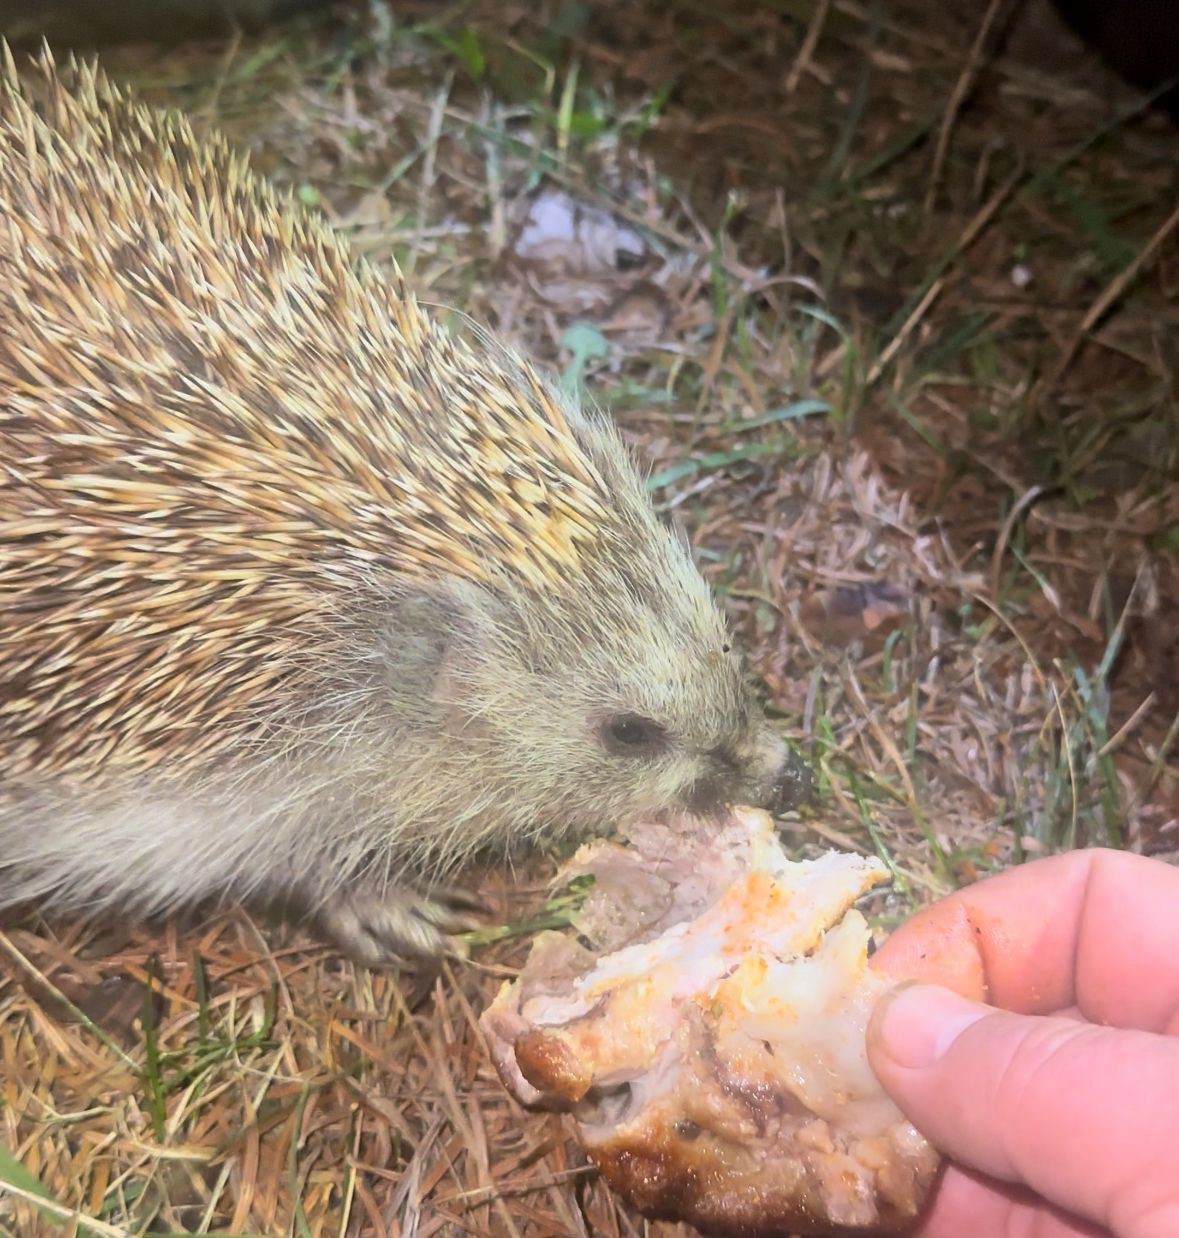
<box><xmin>2</xmin><ymin>0</ymin><xmax>1177</xmax><ymax>1232</ymax></box>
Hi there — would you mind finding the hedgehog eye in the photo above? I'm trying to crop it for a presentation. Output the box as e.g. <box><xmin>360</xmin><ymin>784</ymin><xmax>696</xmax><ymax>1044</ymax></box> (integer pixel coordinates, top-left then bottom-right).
<box><xmin>601</xmin><ymin>713</ymin><xmax>668</xmax><ymax>757</ymax></box>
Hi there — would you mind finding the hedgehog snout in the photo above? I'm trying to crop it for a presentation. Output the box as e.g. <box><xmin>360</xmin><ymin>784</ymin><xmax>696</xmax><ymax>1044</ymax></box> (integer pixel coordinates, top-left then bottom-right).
<box><xmin>747</xmin><ymin>726</ymin><xmax>814</xmax><ymax>814</ymax></box>
<box><xmin>684</xmin><ymin>727</ymin><xmax>813</xmax><ymax>818</ymax></box>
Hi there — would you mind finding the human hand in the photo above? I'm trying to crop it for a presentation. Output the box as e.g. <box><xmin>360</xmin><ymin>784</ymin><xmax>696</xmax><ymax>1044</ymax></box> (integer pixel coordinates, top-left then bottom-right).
<box><xmin>867</xmin><ymin>847</ymin><xmax>1179</xmax><ymax>1237</ymax></box>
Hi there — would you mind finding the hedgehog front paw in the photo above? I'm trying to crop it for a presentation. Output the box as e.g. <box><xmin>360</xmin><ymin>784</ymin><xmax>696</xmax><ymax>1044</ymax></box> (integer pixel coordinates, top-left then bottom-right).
<box><xmin>316</xmin><ymin>885</ymin><xmax>486</xmax><ymax>969</ymax></box>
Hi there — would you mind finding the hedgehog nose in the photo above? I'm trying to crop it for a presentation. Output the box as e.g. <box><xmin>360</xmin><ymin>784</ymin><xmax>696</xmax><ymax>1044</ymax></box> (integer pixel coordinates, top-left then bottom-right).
<box><xmin>764</xmin><ymin>747</ymin><xmax>815</xmax><ymax>813</ymax></box>
<box><xmin>751</xmin><ymin>729</ymin><xmax>815</xmax><ymax>814</ymax></box>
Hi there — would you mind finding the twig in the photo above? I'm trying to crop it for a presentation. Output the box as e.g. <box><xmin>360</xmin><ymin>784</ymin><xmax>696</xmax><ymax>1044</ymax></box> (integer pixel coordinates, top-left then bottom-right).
<box><xmin>0</xmin><ymin>931</ymin><xmax>138</xmax><ymax>1070</ymax></box>
<box><xmin>1041</xmin><ymin>196</ymin><xmax>1179</xmax><ymax>394</ymax></box>
<box><xmin>1097</xmin><ymin>692</ymin><xmax>1157</xmax><ymax>759</ymax></box>
<box><xmin>0</xmin><ymin>1181</ymin><xmax>129</xmax><ymax>1238</ymax></box>
<box><xmin>870</xmin><ymin>164</ymin><xmax>1022</xmax><ymax>383</ymax></box>
<box><xmin>989</xmin><ymin>483</ymin><xmax>1049</xmax><ymax>603</ymax></box>
<box><xmin>408</xmin><ymin>73</ymin><xmax>453</xmax><ymax>277</ymax></box>
<box><xmin>784</xmin><ymin>0</ymin><xmax>832</xmax><ymax>94</ymax></box>
<box><xmin>925</xmin><ymin>0</ymin><xmax>1007</xmax><ymax>213</ymax></box>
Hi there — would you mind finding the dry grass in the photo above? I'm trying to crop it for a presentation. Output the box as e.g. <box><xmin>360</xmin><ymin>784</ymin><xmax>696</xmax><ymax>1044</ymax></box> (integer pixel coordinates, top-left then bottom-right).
<box><xmin>2</xmin><ymin>0</ymin><xmax>1177</xmax><ymax>1233</ymax></box>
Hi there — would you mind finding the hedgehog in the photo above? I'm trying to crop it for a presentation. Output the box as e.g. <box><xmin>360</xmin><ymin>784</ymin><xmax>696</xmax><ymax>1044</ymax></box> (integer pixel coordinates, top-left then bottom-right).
<box><xmin>0</xmin><ymin>46</ymin><xmax>804</xmax><ymax>967</ymax></box>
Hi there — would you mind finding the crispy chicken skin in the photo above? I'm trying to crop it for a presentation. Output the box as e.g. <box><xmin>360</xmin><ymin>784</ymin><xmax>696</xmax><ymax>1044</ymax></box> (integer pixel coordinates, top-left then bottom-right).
<box><xmin>482</xmin><ymin>808</ymin><xmax>942</xmax><ymax>1237</ymax></box>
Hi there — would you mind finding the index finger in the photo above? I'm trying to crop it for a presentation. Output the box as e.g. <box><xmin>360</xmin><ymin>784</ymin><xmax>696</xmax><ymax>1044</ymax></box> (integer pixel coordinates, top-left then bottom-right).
<box><xmin>871</xmin><ymin>847</ymin><xmax>1179</xmax><ymax>1034</ymax></box>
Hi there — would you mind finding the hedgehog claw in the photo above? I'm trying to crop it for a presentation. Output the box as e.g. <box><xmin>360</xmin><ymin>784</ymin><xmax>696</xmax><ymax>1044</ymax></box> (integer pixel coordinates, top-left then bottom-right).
<box><xmin>421</xmin><ymin>883</ymin><xmax>493</xmax><ymax>916</ymax></box>
<box><xmin>316</xmin><ymin>886</ymin><xmax>482</xmax><ymax>970</ymax></box>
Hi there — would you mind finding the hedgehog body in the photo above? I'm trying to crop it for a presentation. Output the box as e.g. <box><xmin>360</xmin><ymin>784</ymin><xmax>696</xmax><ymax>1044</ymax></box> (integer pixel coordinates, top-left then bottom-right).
<box><xmin>0</xmin><ymin>49</ymin><xmax>797</xmax><ymax>962</ymax></box>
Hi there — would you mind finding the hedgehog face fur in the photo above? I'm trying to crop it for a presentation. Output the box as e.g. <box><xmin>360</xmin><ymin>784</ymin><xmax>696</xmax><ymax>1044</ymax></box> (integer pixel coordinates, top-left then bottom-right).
<box><xmin>0</xmin><ymin>48</ymin><xmax>802</xmax><ymax>963</ymax></box>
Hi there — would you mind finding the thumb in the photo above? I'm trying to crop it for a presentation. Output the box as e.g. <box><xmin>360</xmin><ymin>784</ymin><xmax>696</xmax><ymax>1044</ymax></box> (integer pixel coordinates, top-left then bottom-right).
<box><xmin>867</xmin><ymin>984</ymin><xmax>1179</xmax><ymax>1238</ymax></box>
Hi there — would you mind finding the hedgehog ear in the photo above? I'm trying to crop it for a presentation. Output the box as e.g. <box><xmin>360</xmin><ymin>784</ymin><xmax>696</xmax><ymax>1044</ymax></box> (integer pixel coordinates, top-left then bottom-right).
<box><xmin>428</xmin><ymin>581</ymin><xmax>512</xmax><ymax>711</ymax></box>
<box><xmin>382</xmin><ymin>581</ymin><xmax>507</xmax><ymax>723</ymax></box>
<box><xmin>377</xmin><ymin>588</ymin><xmax>455</xmax><ymax>707</ymax></box>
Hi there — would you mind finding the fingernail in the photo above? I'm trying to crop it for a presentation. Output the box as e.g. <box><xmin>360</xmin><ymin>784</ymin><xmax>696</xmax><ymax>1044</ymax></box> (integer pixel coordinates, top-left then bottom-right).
<box><xmin>870</xmin><ymin>983</ymin><xmax>989</xmax><ymax>1070</ymax></box>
